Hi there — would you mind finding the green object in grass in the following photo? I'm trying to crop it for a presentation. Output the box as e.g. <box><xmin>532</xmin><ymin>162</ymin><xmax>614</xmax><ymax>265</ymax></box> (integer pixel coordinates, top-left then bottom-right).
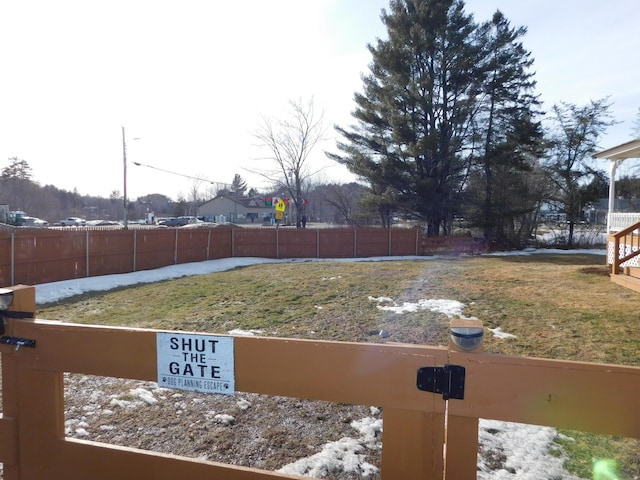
<box><xmin>593</xmin><ymin>458</ymin><xmax>618</xmax><ymax>480</ymax></box>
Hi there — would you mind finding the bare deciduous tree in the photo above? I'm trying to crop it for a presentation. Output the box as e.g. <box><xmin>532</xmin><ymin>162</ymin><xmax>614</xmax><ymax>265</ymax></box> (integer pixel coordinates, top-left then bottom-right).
<box><xmin>632</xmin><ymin>107</ymin><xmax>640</xmax><ymax>138</ymax></box>
<box><xmin>252</xmin><ymin>98</ymin><xmax>327</xmax><ymax>227</ymax></box>
<box><xmin>545</xmin><ymin>98</ymin><xmax>615</xmax><ymax>246</ymax></box>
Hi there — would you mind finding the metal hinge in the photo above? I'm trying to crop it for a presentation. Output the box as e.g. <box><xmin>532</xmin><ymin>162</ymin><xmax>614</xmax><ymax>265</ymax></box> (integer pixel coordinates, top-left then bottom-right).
<box><xmin>416</xmin><ymin>364</ymin><xmax>466</xmax><ymax>400</ymax></box>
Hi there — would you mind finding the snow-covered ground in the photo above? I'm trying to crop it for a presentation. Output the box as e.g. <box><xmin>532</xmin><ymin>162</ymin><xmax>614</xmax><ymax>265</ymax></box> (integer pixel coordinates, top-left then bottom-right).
<box><xmin>34</xmin><ymin>251</ymin><xmax>604</xmax><ymax>479</ymax></box>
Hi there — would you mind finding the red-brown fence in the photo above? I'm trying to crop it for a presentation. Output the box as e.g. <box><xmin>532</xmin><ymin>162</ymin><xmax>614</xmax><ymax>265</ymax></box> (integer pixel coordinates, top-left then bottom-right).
<box><xmin>0</xmin><ymin>226</ymin><xmax>484</xmax><ymax>286</ymax></box>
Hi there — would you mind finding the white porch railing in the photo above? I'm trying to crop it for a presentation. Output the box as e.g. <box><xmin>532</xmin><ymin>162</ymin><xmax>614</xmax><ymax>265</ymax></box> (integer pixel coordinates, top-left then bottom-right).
<box><xmin>608</xmin><ymin>212</ymin><xmax>640</xmax><ymax>232</ymax></box>
<box><xmin>607</xmin><ymin>213</ymin><xmax>640</xmax><ymax>269</ymax></box>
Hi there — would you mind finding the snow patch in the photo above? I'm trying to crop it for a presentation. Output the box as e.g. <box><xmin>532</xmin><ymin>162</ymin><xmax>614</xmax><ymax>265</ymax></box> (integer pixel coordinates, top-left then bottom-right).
<box><xmin>227</xmin><ymin>328</ymin><xmax>263</xmax><ymax>336</ymax></box>
<box><xmin>489</xmin><ymin>327</ymin><xmax>518</xmax><ymax>339</ymax></box>
<box><xmin>214</xmin><ymin>414</ymin><xmax>235</xmax><ymax>426</ymax></box>
<box><xmin>477</xmin><ymin>420</ymin><xmax>582</xmax><ymax>480</ymax></box>
<box><xmin>130</xmin><ymin>387</ymin><xmax>158</xmax><ymax>405</ymax></box>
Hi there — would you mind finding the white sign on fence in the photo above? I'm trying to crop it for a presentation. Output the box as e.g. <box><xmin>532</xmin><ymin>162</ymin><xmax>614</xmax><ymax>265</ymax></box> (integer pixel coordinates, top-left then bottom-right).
<box><xmin>156</xmin><ymin>333</ymin><xmax>235</xmax><ymax>395</ymax></box>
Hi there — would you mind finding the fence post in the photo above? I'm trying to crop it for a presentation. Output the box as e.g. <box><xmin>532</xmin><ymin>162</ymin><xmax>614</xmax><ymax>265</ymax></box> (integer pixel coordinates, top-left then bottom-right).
<box><xmin>613</xmin><ymin>232</ymin><xmax>621</xmax><ymax>274</ymax></box>
<box><xmin>86</xmin><ymin>230</ymin><xmax>90</xmax><ymax>277</ymax></box>
<box><xmin>174</xmin><ymin>229</ymin><xmax>179</xmax><ymax>264</ymax></box>
<box><xmin>0</xmin><ymin>285</ymin><xmax>40</xmax><ymax>479</ymax></box>
<box><xmin>207</xmin><ymin>228</ymin><xmax>211</xmax><ymax>260</ymax></box>
<box><xmin>353</xmin><ymin>228</ymin><xmax>357</xmax><ymax>257</ymax></box>
<box><xmin>444</xmin><ymin>317</ymin><xmax>483</xmax><ymax>478</ymax></box>
<box><xmin>10</xmin><ymin>231</ymin><xmax>15</xmax><ymax>285</ymax></box>
<box><xmin>133</xmin><ymin>229</ymin><xmax>137</xmax><ymax>272</ymax></box>
<box><xmin>316</xmin><ymin>229</ymin><xmax>319</xmax><ymax>258</ymax></box>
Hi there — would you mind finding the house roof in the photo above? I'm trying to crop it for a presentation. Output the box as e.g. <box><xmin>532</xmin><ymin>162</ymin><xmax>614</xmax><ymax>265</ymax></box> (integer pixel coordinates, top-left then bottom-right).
<box><xmin>200</xmin><ymin>195</ymin><xmax>270</xmax><ymax>209</ymax></box>
<box><xmin>594</xmin><ymin>138</ymin><xmax>640</xmax><ymax>161</ymax></box>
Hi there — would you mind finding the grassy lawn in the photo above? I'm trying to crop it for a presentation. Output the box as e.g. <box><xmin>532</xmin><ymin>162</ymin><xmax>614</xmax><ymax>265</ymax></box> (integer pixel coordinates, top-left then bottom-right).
<box><xmin>38</xmin><ymin>253</ymin><xmax>640</xmax><ymax>478</ymax></box>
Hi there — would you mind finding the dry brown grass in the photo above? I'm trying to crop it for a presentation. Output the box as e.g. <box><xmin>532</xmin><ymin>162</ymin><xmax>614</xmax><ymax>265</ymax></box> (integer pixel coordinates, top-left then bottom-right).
<box><xmin>25</xmin><ymin>253</ymin><xmax>640</xmax><ymax>478</ymax></box>
<box><xmin>432</xmin><ymin>254</ymin><xmax>640</xmax><ymax>367</ymax></box>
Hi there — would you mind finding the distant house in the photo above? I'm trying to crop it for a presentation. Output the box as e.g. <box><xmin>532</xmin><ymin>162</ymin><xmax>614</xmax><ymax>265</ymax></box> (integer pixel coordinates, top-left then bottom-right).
<box><xmin>541</xmin><ymin>199</ymin><xmax>610</xmax><ymax>225</ymax></box>
<box><xmin>198</xmin><ymin>195</ymin><xmax>274</xmax><ymax>224</ymax></box>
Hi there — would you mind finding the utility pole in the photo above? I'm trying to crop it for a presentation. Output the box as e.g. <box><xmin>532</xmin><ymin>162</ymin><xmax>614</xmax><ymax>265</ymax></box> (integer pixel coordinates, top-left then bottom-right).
<box><xmin>122</xmin><ymin>126</ymin><xmax>128</xmax><ymax>229</ymax></box>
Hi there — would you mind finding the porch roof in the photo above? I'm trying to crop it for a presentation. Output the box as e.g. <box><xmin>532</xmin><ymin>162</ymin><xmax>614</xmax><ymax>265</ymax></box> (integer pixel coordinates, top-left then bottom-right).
<box><xmin>594</xmin><ymin>138</ymin><xmax>640</xmax><ymax>161</ymax></box>
<box><xmin>596</xmin><ymin>138</ymin><xmax>640</xmax><ymax>233</ymax></box>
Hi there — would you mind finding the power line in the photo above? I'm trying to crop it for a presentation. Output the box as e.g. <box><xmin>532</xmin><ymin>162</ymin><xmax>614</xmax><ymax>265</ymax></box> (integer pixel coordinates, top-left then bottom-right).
<box><xmin>132</xmin><ymin>161</ymin><xmax>230</xmax><ymax>188</ymax></box>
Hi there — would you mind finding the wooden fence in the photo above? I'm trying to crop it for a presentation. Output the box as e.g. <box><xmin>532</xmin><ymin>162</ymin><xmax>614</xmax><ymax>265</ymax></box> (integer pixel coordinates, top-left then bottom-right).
<box><xmin>0</xmin><ymin>226</ymin><xmax>484</xmax><ymax>286</ymax></box>
<box><xmin>1</xmin><ymin>286</ymin><xmax>639</xmax><ymax>479</ymax></box>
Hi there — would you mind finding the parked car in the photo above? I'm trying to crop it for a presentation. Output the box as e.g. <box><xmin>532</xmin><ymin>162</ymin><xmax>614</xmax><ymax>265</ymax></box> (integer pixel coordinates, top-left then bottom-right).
<box><xmin>157</xmin><ymin>217</ymin><xmax>185</xmax><ymax>227</ymax></box>
<box><xmin>60</xmin><ymin>217</ymin><xmax>86</xmax><ymax>226</ymax></box>
<box><xmin>22</xmin><ymin>216</ymin><xmax>49</xmax><ymax>228</ymax></box>
<box><xmin>178</xmin><ymin>216</ymin><xmax>203</xmax><ymax>225</ymax></box>
<box><xmin>86</xmin><ymin>219</ymin><xmax>120</xmax><ymax>226</ymax></box>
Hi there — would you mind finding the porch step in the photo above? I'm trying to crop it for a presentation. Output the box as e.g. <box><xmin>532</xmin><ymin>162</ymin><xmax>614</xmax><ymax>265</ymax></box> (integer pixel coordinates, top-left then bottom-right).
<box><xmin>625</xmin><ymin>266</ymin><xmax>640</xmax><ymax>279</ymax></box>
<box><xmin>611</xmin><ymin>273</ymin><xmax>640</xmax><ymax>294</ymax></box>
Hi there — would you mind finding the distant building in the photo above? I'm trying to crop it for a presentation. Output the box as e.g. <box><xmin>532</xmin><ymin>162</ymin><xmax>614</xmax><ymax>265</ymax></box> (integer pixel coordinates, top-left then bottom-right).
<box><xmin>539</xmin><ymin>202</ymin><xmax>566</xmax><ymax>224</ymax></box>
<box><xmin>198</xmin><ymin>195</ymin><xmax>274</xmax><ymax>224</ymax></box>
<box><xmin>0</xmin><ymin>205</ymin><xmax>8</xmax><ymax>224</ymax></box>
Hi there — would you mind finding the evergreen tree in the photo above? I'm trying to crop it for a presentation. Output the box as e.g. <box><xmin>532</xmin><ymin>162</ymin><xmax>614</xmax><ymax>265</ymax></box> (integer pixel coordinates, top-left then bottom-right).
<box><xmin>0</xmin><ymin>157</ymin><xmax>36</xmax><ymax>210</ymax></box>
<box><xmin>616</xmin><ymin>175</ymin><xmax>640</xmax><ymax>201</ymax></box>
<box><xmin>466</xmin><ymin>11</ymin><xmax>546</xmax><ymax>246</ymax></box>
<box><xmin>329</xmin><ymin>0</ymin><xmax>483</xmax><ymax>236</ymax></box>
<box><xmin>230</xmin><ymin>174</ymin><xmax>248</xmax><ymax>197</ymax></box>
<box><xmin>465</xmin><ymin>118</ymin><xmax>549</xmax><ymax>247</ymax></box>
<box><xmin>580</xmin><ymin>171</ymin><xmax>609</xmax><ymax>206</ymax></box>
<box><xmin>1</xmin><ymin>157</ymin><xmax>33</xmax><ymax>180</ymax></box>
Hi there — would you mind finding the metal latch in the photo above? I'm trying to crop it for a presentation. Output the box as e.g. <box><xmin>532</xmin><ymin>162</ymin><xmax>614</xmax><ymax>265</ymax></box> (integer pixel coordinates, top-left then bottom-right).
<box><xmin>417</xmin><ymin>364</ymin><xmax>466</xmax><ymax>400</ymax></box>
<box><xmin>0</xmin><ymin>336</ymin><xmax>36</xmax><ymax>350</ymax></box>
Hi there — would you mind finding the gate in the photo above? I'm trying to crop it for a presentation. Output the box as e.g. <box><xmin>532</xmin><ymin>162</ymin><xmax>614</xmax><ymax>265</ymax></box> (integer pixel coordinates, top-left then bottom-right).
<box><xmin>1</xmin><ymin>285</ymin><xmax>640</xmax><ymax>479</ymax></box>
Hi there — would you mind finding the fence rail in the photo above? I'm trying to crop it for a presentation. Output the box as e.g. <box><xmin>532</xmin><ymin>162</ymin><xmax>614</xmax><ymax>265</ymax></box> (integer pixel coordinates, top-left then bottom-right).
<box><xmin>1</xmin><ymin>286</ymin><xmax>640</xmax><ymax>479</ymax></box>
<box><xmin>0</xmin><ymin>226</ymin><xmax>484</xmax><ymax>286</ymax></box>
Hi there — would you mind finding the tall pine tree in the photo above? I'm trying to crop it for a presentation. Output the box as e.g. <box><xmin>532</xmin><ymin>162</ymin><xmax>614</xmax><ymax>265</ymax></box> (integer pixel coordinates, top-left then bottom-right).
<box><xmin>329</xmin><ymin>0</ymin><xmax>481</xmax><ymax>235</ymax></box>
<box><xmin>465</xmin><ymin>11</ymin><xmax>546</xmax><ymax>247</ymax></box>
<box><xmin>330</xmin><ymin>1</ymin><xmax>551</xmax><ymax>240</ymax></box>
<box><xmin>230</xmin><ymin>174</ymin><xmax>248</xmax><ymax>197</ymax></box>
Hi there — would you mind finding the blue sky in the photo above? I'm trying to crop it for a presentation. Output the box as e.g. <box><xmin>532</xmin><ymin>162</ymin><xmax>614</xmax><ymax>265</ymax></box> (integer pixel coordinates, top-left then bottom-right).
<box><xmin>1</xmin><ymin>0</ymin><xmax>639</xmax><ymax>201</ymax></box>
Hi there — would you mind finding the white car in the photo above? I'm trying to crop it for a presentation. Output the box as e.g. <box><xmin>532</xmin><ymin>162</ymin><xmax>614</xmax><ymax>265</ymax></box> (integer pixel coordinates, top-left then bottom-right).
<box><xmin>60</xmin><ymin>217</ymin><xmax>86</xmax><ymax>226</ymax></box>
